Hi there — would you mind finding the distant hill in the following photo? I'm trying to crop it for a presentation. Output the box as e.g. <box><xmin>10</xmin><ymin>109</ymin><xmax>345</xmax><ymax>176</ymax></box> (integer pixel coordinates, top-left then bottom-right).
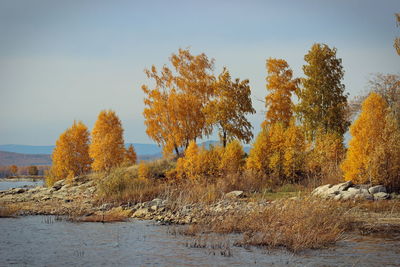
<box><xmin>0</xmin><ymin>151</ymin><xmax>51</xmax><ymax>166</ymax></box>
<box><xmin>0</xmin><ymin>143</ymin><xmax>162</xmax><ymax>156</ymax></box>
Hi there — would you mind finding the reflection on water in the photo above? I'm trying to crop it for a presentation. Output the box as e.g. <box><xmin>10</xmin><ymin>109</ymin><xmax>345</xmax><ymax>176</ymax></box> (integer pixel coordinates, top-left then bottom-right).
<box><xmin>0</xmin><ymin>216</ymin><xmax>399</xmax><ymax>267</ymax></box>
<box><xmin>0</xmin><ymin>180</ymin><xmax>44</xmax><ymax>191</ymax></box>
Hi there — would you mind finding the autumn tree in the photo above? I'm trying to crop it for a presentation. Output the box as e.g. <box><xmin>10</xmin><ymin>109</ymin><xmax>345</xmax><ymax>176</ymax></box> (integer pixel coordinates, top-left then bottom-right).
<box><xmin>205</xmin><ymin>68</ymin><xmax>255</xmax><ymax>147</ymax></box>
<box><xmin>89</xmin><ymin>110</ymin><xmax>125</xmax><ymax>172</ymax></box>
<box><xmin>48</xmin><ymin>121</ymin><xmax>92</xmax><ymax>185</ymax></box>
<box><xmin>28</xmin><ymin>165</ymin><xmax>39</xmax><ymax>176</ymax></box>
<box><xmin>220</xmin><ymin>140</ymin><xmax>245</xmax><ymax>174</ymax></box>
<box><xmin>306</xmin><ymin>130</ymin><xmax>345</xmax><ymax>184</ymax></box>
<box><xmin>142</xmin><ymin>48</ymin><xmax>215</xmax><ymax>156</ymax></box>
<box><xmin>175</xmin><ymin>141</ymin><xmax>221</xmax><ymax>180</ymax></box>
<box><xmin>264</xmin><ymin>58</ymin><xmax>298</xmax><ymax>127</ymax></box>
<box><xmin>9</xmin><ymin>165</ymin><xmax>18</xmax><ymax>176</ymax></box>
<box><xmin>247</xmin><ymin>121</ymin><xmax>305</xmax><ymax>183</ymax></box>
<box><xmin>124</xmin><ymin>144</ymin><xmax>137</xmax><ymax>165</ymax></box>
<box><xmin>349</xmin><ymin>73</ymin><xmax>400</xmax><ymax>125</ymax></box>
<box><xmin>394</xmin><ymin>13</ymin><xmax>400</xmax><ymax>55</ymax></box>
<box><xmin>341</xmin><ymin>92</ymin><xmax>400</xmax><ymax>189</ymax></box>
<box><xmin>296</xmin><ymin>43</ymin><xmax>349</xmax><ymax>140</ymax></box>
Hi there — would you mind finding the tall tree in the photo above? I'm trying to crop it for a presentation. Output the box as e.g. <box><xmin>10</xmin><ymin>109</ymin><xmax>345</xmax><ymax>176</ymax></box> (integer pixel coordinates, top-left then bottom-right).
<box><xmin>48</xmin><ymin>121</ymin><xmax>92</xmax><ymax>185</ymax></box>
<box><xmin>296</xmin><ymin>43</ymin><xmax>349</xmax><ymax>140</ymax></box>
<box><xmin>341</xmin><ymin>92</ymin><xmax>400</xmax><ymax>189</ymax></box>
<box><xmin>90</xmin><ymin>110</ymin><xmax>125</xmax><ymax>172</ymax></box>
<box><xmin>142</xmin><ymin>48</ymin><xmax>215</xmax><ymax>156</ymax></box>
<box><xmin>205</xmin><ymin>68</ymin><xmax>255</xmax><ymax>147</ymax></box>
<box><xmin>264</xmin><ymin>58</ymin><xmax>298</xmax><ymax>127</ymax></box>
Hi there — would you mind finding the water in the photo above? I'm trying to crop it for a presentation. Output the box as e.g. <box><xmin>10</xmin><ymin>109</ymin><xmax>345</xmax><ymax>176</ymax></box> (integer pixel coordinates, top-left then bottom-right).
<box><xmin>0</xmin><ymin>216</ymin><xmax>399</xmax><ymax>267</ymax></box>
<box><xmin>0</xmin><ymin>180</ymin><xmax>44</xmax><ymax>191</ymax></box>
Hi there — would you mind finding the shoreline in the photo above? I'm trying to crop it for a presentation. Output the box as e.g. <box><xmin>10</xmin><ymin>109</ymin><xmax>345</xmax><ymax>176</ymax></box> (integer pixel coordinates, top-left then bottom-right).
<box><xmin>1</xmin><ymin>176</ymin><xmax>400</xmax><ymax>251</ymax></box>
<box><xmin>0</xmin><ymin>176</ymin><xmax>45</xmax><ymax>182</ymax></box>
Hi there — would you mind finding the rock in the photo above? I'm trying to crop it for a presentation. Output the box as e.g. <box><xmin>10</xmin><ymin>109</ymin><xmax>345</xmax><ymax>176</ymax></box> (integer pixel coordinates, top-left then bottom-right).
<box><xmin>11</xmin><ymin>188</ymin><xmax>27</xmax><ymax>194</ymax></box>
<box><xmin>390</xmin><ymin>193</ymin><xmax>400</xmax><ymax>199</ymax></box>
<box><xmin>312</xmin><ymin>181</ymin><xmax>352</xmax><ymax>199</ymax></box>
<box><xmin>326</xmin><ymin>181</ymin><xmax>353</xmax><ymax>194</ymax></box>
<box><xmin>373</xmin><ymin>192</ymin><xmax>390</xmax><ymax>200</ymax></box>
<box><xmin>312</xmin><ymin>184</ymin><xmax>332</xmax><ymax>196</ymax></box>
<box><xmin>225</xmin><ymin>190</ymin><xmax>245</xmax><ymax>199</ymax></box>
<box><xmin>132</xmin><ymin>208</ymin><xmax>150</xmax><ymax>218</ymax></box>
<box><xmin>99</xmin><ymin>203</ymin><xmax>113</xmax><ymax>211</ymax></box>
<box><xmin>52</xmin><ymin>180</ymin><xmax>65</xmax><ymax>190</ymax></box>
<box><xmin>368</xmin><ymin>185</ymin><xmax>387</xmax><ymax>195</ymax></box>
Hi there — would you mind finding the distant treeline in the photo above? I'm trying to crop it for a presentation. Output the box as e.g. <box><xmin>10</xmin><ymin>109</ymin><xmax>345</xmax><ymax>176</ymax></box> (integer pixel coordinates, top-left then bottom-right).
<box><xmin>0</xmin><ymin>165</ymin><xmax>50</xmax><ymax>178</ymax></box>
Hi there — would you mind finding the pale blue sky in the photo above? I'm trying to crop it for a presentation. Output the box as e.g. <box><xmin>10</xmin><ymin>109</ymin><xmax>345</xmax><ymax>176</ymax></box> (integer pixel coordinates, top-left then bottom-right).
<box><xmin>0</xmin><ymin>0</ymin><xmax>399</xmax><ymax>145</ymax></box>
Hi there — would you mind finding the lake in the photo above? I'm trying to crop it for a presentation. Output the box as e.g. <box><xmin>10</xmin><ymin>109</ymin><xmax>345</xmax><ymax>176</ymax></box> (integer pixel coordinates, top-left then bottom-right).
<box><xmin>0</xmin><ymin>216</ymin><xmax>399</xmax><ymax>266</ymax></box>
<box><xmin>0</xmin><ymin>180</ymin><xmax>44</xmax><ymax>191</ymax></box>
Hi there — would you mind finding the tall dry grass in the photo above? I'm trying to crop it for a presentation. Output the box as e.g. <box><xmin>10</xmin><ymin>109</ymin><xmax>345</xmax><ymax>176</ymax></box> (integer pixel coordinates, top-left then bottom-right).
<box><xmin>203</xmin><ymin>197</ymin><xmax>351</xmax><ymax>252</ymax></box>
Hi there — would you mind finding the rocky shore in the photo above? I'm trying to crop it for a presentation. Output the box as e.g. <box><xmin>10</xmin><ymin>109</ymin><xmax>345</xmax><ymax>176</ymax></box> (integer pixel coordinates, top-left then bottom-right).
<box><xmin>312</xmin><ymin>181</ymin><xmax>400</xmax><ymax>200</ymax></box>
<box><xmin>1</xmin><ymin>177</ymin><xmax>400</xmax><ymax>233</ymax></box>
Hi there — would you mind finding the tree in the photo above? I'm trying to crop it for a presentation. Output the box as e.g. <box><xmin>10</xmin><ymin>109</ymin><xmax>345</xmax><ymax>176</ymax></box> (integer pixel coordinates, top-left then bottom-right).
<box><xmin>220</xmin><ymin>140</ymin><xmax>245</xmax><ymax>174</ymax></box>
<box><xmin>349</xmin><ymin>73</ymin><xmax>400</xmax><ymax>125</ymax></box>
<box><xmin>142</xmin><ymin>48</ymin><xmax>215</xmax><ymax>156</ymax></box>
<box><xmin>306</xmin><ymin>130</ymin><xmax>345</xmax><ymax>184</ymax></box>
<box><xmin>264</xmin><ymin>58</ymin><xmax>298</xmax><ymax>127</ymax></box>
<box><xmin>205</xmin><ymin>68</ymin><xmax>255</xmax><ymax>147</ymax></box>
<box><xmin>341</xmin><ymin>92</ymin><xmax>400</xmax><ymax>189</ymax></box>
<box><xmin>394</xmin><ymin>13</ymin><xmax>400</xmax><ymax>56</ymax></box>
<box><xmin>246</xmin><ymin>128</ymin><xmax>271</xmax><ymax>175</ymax></box>
<box><xmin>296</xmin><ymin>43</ymin><xmax>349</xmax><ymax>140</ymax></box>
<box><xmin>175</xmin><ymin>141</ymin><xmax>222</xmax><ymax>180</ymax></box>
<box><xmin>28</xmin><ymin>165</ymin><xmax>39</xmax><ymax>176</ymax></box>
<box><xmin>246</xmin><ymin>121</ymin><xmax>306</xmax><ymax>183</ymax></box>
<box><xmin>9</xmin><ymin>165</ymin><xmax>18</xmax><ymax>176</ymax></box>
<box><xmin>48</xmin><ymin>121</ymin><xmax>92</xmax><ymax>185</ymax></box>
<box><xmin>124</xmin><ymin>144</ymin><xmax>137</xmax><ymax>165</ymax></box>
<box><xmin>90</xmin><ymin>110</ymin><xmax>125</xmax><ymax>172</ymax></box>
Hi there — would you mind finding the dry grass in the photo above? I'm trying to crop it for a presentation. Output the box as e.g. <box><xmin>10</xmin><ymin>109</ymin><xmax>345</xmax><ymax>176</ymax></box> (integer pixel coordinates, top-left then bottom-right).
<box><xmin>0</xmin><ymin>205</ymin><xmax>21</xmax><ymax>217</ymax></box>
<box><xmin>96</xmin><ymin>167</ymin><xmax>165</xmax><ymax>204</ymax></box>
<box><xmin>189</xmin><ymin>197</ymin><xmax>352</xmax><ymax>252</ymax></box>
<box><xmin>70</xmin><ymin>207</ymin><xmax>131</xmax><ymax>223</ymax></box>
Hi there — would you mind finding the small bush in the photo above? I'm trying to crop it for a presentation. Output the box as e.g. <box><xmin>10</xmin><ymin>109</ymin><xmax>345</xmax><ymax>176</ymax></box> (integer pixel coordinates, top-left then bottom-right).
<box><xmin>96</xmin><ymin>167</ymin><xmax>164</xmax><ymax>204</ymax></box>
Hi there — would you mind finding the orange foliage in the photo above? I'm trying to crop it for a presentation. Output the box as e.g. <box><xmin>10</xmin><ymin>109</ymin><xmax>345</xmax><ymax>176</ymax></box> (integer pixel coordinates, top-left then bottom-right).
<box><xmin>264</xmin><ymin>58</ymin><xmax>298</xmax><ymax>127</ymax></box>
<box><xmin>124</xmin><ymin>144</ymin><xmax>137</xmax><ymax>166</ymax></box>
<box><xmin>205</xmin><ymin>68</ymin><xmax>255</xmax><ymax>147</ymax></box>
<box><xmin>89</xmin><ymin>110</ymin><xmax>125</xmax><ymax>172</ymax></box>
<box><xmin>341</xmin><ymin>92</ymin><xmax>400</xmax><ymax>189</ymax></box>
<box><xmin>142</xmin><ymin>48</ymin><xmax>215</xmax><ymax>156</ymax></box>
<box><xmin>48</xmin><ymin>121</ymin><xmax>91</xmax><ymax>184</ymax></box>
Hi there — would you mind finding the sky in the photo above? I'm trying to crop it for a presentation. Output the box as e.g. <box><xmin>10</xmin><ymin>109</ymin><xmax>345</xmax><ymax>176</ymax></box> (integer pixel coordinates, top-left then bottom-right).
<box><xmin>0</xmin><ymin>0</ymin><xmax>399</xmax><ymax>145</ymax></box>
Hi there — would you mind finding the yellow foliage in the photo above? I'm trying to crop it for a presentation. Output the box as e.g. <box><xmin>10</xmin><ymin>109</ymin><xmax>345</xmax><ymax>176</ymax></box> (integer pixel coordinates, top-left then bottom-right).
<box><xmin>138</xmin><ymin>161</ymin><xmax>150</xmax><ymax>180</ymax></box>
<box><xmin>264</xmin><ymin>58</ymin><xmax>298</xmax><ymax>127</ymax></box>
<box><xmin>142</xmin><ymin>48</ymin><xmax>215</xmax><ymax>156</ymax></box>
<box><xmin>341</xmin><ymin>92</ymin><xmax>400</xmax><ymax>189</ymax></box>
<box><xmin>48</xmin><ymin>121</ymin><xmax>91</xmax><ymax>185</ymax></box>
<box><xmin>175</xmin><ymin>141</ymin><xmax>222</xmax><ymax>180</ymax></box>
<box><xmin>247</xmin><ymin>121</ymin><xmax>305</xmax><ymax>183</ymax></box>
<box><xmin>220</xmin><ymin>140</ymin><xmax>245</xmax><ymax>174</ymax></box>
<box><xmin>306</xmin><ymin>130</ymin><xmax>345</xmax><ymax>183</ymax></box>
<box><xmin>205</xmin><ymin>68</ymin><xmax>255</xmax><ymax>147</ymax></box>
<box><xmin>246</xmin><ymin>128</ymin><xmax>271</xmax><ymax>172</ymax></box>
<box><xmin>124</xmin><ymin>144</ymin><xmax>137</xmax><ymax>166</ymax></box>
<box><xmin>89</xmin><ymin>110</ymin><xmax>125</xmax><ymax>172</ymax></box>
